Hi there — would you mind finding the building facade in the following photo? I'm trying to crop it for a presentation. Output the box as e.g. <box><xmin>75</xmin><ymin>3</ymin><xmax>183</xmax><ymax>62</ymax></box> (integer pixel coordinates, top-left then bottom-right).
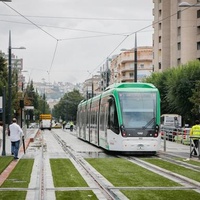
<box><xmin>153</xmin><ymin>0</ymin><xmax>200</xmax><ymax>72</ymax></box>
<box><xmin>82</xmin><ymin>75</ymin><xmax>101</xmax><ymax>99</ymax></box>
<box><xmin>110</xmin><ymin>46</ymin><xmax>153</xmax><ymax>84</ymax></box>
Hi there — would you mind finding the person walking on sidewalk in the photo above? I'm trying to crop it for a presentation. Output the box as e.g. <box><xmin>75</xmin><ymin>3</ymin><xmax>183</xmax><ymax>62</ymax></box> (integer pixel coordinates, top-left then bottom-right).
<box><xmin>190</xmin><ymin>120</ymin><xmax>200</xmax><ymax>155</ymax></box>
<box><xmin>9</xmin><ymin>118</ymin><xmax>24</xmax><ymax>159</ymax></box>
<box><xmin>0</xmin><ymin>121</ymin><xmax>3</xmax><ymax>152</ymax></box>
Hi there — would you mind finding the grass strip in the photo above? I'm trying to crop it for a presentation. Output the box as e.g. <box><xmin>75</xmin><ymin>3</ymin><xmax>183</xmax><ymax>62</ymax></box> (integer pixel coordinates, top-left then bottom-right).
<box><xmin>0</xmin><ymin>191</ymin><xmax>26</xmax><ymax>200</ymax></box>
<box><xmin>176</xmin><ymin>158</ymin><xmax>200</xmax><ymax>167</ymax></box>
<box><xmin>123</xmin><ymin>190</ymin><xmax>200</xmax><ymax>200</ymax></box>
<box><xmin>0</xmin><ymin>156</ymin><xmax>13</xmax><ymax>174</ymax></box>
<box><xmin>143</xmin><ymin>158</ymin><xmax>200</xmax><ymax>182</ymax></box>
<box><xmin>50</xmin><ymin>158</ymin><xmax>88</xmax><ymax>187</ymax></box>
<box><xmin>86</xmin><ymin>158</ymin><xmax>179</xmax><ymax>187</ymax></box>
<box><xmin>1</xmin><ymin>159</ymin><xmax>34</xmax><ymax>188</ymax></box>
<box><xmin>56</xmin><ymin>191</ymin><xmax>98</xmax><ymax>200</ymax></box>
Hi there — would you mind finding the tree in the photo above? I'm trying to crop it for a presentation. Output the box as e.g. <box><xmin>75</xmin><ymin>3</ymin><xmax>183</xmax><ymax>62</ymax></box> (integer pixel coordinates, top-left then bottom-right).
<box><xmin>24</xmin><ymin>80</ymin><xmax>50</xmax><ymax>122</ymax></box>
<box><xmin>0</xmin><ymin>55</ymin><xmax>8</xmax><ymax>122</ymax></box>
<box><xmin>52</xmin><ymin>89</ymin><xmax>84</xmax><ymax>123</ymax></box>
<box><xmin>144</xmin><ymin>60</ymin><xmax>200</xmax><ymax>125</ymax></box>
<box><xmin>0</xmin><ymin>55</ymin><xmax>8</xmax><ymax>94</ymax></box>
<box><xmin>189</xmin><ymin>81</ymin><xmax>200</xmax><ymax>120</ymax></box>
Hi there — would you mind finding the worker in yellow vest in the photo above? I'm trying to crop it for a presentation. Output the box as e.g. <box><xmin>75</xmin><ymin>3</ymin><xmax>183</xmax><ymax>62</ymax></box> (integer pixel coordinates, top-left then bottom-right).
<box><xmin>190</xmin><ymin>120</ymin><xmax>200</xmax><ymax>155</ymax></box>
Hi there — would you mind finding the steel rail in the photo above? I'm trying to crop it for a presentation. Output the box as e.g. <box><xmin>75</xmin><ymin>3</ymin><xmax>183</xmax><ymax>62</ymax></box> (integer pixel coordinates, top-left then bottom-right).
<box><xmin>125</xmin><ymin>156</ymin><xmax>200</xmax><ymax>191</ymax></box>
<box><xmin>51</xmin><ymin>131</ymin><xmax>121</xmax><ymax>200</ymax></box>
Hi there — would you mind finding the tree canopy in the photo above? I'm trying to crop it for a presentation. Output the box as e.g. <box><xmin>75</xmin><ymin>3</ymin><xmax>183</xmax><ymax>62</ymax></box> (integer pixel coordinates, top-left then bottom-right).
<box><xmin>52</xmin><ymin>89</ymin><xmax>84</xmax><ymax>123</ymax></box>
<box><xmin>145</xmin><ymin>60</ymin><xmax>200</xmax><ymax>125</ymax></box>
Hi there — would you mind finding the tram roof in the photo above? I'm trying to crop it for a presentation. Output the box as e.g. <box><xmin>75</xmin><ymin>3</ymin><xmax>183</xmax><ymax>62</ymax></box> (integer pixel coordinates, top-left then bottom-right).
<box><xmin>105</xmin><ymin>82</ymin><xmax>156</xmax><ymax>91</ymax></box>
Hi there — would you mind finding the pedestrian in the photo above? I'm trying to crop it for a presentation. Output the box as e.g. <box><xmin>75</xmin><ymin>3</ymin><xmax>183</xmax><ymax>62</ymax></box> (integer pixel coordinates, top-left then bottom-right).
<box><xmin>62</xmin><ymin>120</ymin><xmax>66</xmax><ymax>129</ymax></box>
<box><xmin>69</xmin><ymin>121</ymin><xmax>74</xmax><ymax>131</ymax></box>
<box><xmin>190</xmin><ymin>120</ymin><xmax>200</xmax><ymax>156</ymax></box>
<box><xmin>9</xmin><ymin>118</ymin><xmax>24</xmax><ymax>159</ymax></box>
<box><xmin>0</xmin><ymin>121</ymin><xmax>3</xmax><ymax>151</ymax></box>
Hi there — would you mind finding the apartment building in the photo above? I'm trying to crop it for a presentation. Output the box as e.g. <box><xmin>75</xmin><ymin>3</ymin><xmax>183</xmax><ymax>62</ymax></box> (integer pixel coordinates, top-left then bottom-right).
<box><xmin>82</xmin><ymin>75</ymin><xmax>101</xmax><ymax>99</ymax></box>
<box><xmin>110</xmin><ymin>46</ymin><xmax>153</xmax><ymax>84</ymax></box>
<box><xmin>153</xmin><ymin>0</ymin><xmax>200</xmax><ymax>72</ymax></box>
<box><xmin>0</xmin><ymin>50</ymin><xmax>24</xmax><ymax>91</ymax></box>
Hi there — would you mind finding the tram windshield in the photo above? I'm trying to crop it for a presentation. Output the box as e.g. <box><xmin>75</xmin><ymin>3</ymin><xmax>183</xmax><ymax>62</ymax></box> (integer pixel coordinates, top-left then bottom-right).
<box><xmin>119</xmin><ymin>92</ymin><xmax>156</xmax><ymax>128</ymax></box>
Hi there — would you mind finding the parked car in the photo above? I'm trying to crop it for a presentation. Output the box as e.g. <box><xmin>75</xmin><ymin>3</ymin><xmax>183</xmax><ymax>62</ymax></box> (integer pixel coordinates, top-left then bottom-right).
<box><xmin>29</xmin><ymin>123</ymin><xmax>38</xmax><ymax>129</ymax></box>
<box><xmin>52</xmin><ymin>123</ymin><xmax>62</xmax><ymax>129</ymax></box>
<box><xmin>65</xmin><ymin>122</ymin><xmax>73</xmax><ymax>129</ymax></box>
<box><xmin>174</xmin><ymin>128</ymin><xmax>190</xmax><ymax>145</ymax></box>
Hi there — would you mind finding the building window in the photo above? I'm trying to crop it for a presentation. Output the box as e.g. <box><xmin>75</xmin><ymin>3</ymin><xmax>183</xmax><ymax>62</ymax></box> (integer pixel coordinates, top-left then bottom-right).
<box><xmin>197</xmin><ymin>10</ymin><xmax>200</xmax><ymax>18</ymax></box>
<box><xmin>177</xmin><ymin>58</ymin><xmax>181</xmax><ymax>66</ymax></box>
<box><xmin>140</xmin><ymin>64</ymin><xmax>144</xmax><ymax>69</ymax></box>
<box><xmin>159</xmin><ymin>23</ymin><xmax>161</xmax><ymax>30</ymax></box>
<box><xmin>177</xmin><ymin>27</ymin><xmax>181</xmax><ymax>36</ymax></box>
<box><xmin>177</xmin><ymin>11</ymin><xmax>181</xmax><ymax>19</ymax></box>
<box><xmin>197</xmin><ymin>41</ymin><xmax>200</xmax><ymax>50</ymax></box>
<box><xmin>177</xmin><ymin>42</ymin><xmax>181</xmax><ymax>50</ymax></box>
<box><xmin>159</xmin><ymin>62</ymin><xmax>161</xmax><ymax>69</ymax></box>
<box><xmin>197</xmin><ymin>26</ymin><xmax>200</xmax><ymax>35</ymax></box>
<box><xmin>159</xmin><ymin>10</ymin><xmax>162</xmax><ymax>17</ymax></box>
<box><xmin>130</xmin><ymin>73</ymin><xmax>133</xmax><ymax>78</ymax></box>
<box><xmin>159</xmin><ymin>49</ymin><xmax>161</xmax><ymax>57</ymax></box>
<box><xmin>159</xmin><ymin>36</ymin><xmax>161</xmax><ymax>43</ymax></box>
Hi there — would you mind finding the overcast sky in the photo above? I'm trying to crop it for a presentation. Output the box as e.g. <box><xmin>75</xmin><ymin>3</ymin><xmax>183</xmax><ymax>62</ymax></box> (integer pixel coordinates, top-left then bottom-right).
<box><xmin>0</xmin><ymin>0</ymin><xmax>154</xmax><ymax>84</ymax></box>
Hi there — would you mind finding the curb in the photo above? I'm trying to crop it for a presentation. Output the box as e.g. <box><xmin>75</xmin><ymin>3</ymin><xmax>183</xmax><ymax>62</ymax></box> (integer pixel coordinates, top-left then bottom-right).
<box><xmin>0</xmin><ymin>129</ymin><xmax>40</xmax><ymax>186</ymax></box>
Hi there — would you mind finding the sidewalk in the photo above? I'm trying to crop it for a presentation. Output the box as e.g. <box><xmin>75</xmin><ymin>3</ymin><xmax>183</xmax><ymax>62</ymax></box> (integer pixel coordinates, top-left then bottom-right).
<box><xmin>0</xmin><ymin>128</ymin><xmax>39</xmax><ymax>156</ymax></box>
<box><xmin>0</xmin><ymin>128</ymin><xmax>39</xmax><ymax>186</ymax></box>
<box><xmin>160</xmin><ymin>139</ymin><xmax>199</xmax><ymax>159</ymax></box>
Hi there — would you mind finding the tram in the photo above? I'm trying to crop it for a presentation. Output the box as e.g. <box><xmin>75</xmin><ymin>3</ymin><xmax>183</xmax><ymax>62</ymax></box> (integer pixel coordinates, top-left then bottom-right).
<box><xmin>76</xmin><ymin>82</ymin><xmax>161</xmax><ymax>154</ymax></box>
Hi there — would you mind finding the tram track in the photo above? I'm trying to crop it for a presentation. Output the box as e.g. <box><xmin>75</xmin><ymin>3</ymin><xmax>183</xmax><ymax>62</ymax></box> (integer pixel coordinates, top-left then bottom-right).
<box><xmin>157</xmin><ymin>153</ymin><xmax>200</xmax><ymax>172</ymax></box>
<box><xmin>52</xmin><ymin>130</ymin><xmax>200</xmax><ymax>197</ymax></box>
<box><xmin>51</xmin><ymin>131</ymin><xmax>127</xmax><ymax>200</ymax></box>
<box><xmin>123</xmin><ymin>156</ymin><xmax>200</xmax><ymax>193</ymax></box>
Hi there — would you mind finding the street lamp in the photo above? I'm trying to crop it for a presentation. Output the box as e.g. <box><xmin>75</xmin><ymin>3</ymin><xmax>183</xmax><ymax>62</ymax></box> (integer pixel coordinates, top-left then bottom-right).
<box><xmin>8</xmin><ymin>30</ymin><xmax>26</xmax><ymax>126</ymax></box>
<box><xmin>179</xmin><ymin>2</ymin><xmax>200</xmax><ymax>7</ymax></box>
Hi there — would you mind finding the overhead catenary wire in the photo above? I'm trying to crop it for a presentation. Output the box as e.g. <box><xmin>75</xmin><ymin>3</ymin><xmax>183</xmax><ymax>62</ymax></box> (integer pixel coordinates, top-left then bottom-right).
<box><xmin>88</xmin><ymin>2</ymin><xmax>199</xmax><ymax>77</ymax></box>
<box><xmin>1</xmin><ymin>1</ymin><xmax>196</xmax><ymax>83</ymax></box>
<box><xmin>2</xmin><ymin>1</ymin><xmax>59</xmax><ymax>80</ymax></box>
<box><xmin>48</xmin><ymin>40</ymin><xmax>59</xmax><ymax>75</ymax></box>
<box><xmin>2</xmin><ymin>2</ymin><xmax>58</xmax><ymax>41</ymax></box>
<box><xmin>0</xmin><ymin>19</ymin><xmax>129</xmax><ymax>36</ymax></box>
<box><xmin>0</xmin><ymin>13</ymin><xmax>153</xmax><ymax>21</ymax></box>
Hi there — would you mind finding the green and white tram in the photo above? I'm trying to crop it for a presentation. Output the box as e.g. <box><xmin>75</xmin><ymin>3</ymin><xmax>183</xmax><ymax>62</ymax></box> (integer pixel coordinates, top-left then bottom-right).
<box><xmin>76</xmin><ymin>82</ymin><xmax>161</xmax><ymax>154</ymax></box>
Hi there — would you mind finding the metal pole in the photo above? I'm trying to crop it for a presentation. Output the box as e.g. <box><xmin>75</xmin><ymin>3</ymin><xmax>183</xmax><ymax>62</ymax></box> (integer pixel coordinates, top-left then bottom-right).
<box><xmin>106</xmin><ymin>58</ymin><xmax>109</xmax><ymax>87</ymax></box>
<box><xmin>134</xmin><ymin>33</ymin><xmax>137</xmax><ymax>82</ymax></box>
<box><xmin>2</xmin><ymin>86</ymin><xmax>6</xmax><ymax>156</ymax></box>
<box><xmin>92</xmin><ymin>76</ymin><xmax>94</xmax><ymax>97</ymax></box>
<box><xmin>8</xmin><ymin>30</ymin><xmax>12</xmax><ymax>126</ymax></box>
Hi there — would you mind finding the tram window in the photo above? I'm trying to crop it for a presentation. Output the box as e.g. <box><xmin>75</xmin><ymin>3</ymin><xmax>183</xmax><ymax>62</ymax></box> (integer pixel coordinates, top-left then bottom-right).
<box><xmin>109</xmin><ymin>98</ymin><xmax>119</xmax><ymax>134</ymax></box>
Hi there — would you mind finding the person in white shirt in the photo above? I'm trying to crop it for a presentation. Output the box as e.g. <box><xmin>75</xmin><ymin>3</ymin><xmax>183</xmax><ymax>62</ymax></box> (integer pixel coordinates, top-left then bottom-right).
<box><xmin>9</xmin><ymin>118</ymin><xmax>24</xmax><ymax>159</ymax></box>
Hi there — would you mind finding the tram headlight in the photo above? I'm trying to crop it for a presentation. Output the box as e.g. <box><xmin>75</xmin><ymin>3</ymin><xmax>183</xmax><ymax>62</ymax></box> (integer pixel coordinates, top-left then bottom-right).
<box><xmin>120</xmin><ymin>125</ymin><xmax>127</xmax><ymax>137</ymax></box>
<box><xmin>154</xmin><ymin>124</ymin><xmax>160</xmax><ymax>137</ymax></box>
